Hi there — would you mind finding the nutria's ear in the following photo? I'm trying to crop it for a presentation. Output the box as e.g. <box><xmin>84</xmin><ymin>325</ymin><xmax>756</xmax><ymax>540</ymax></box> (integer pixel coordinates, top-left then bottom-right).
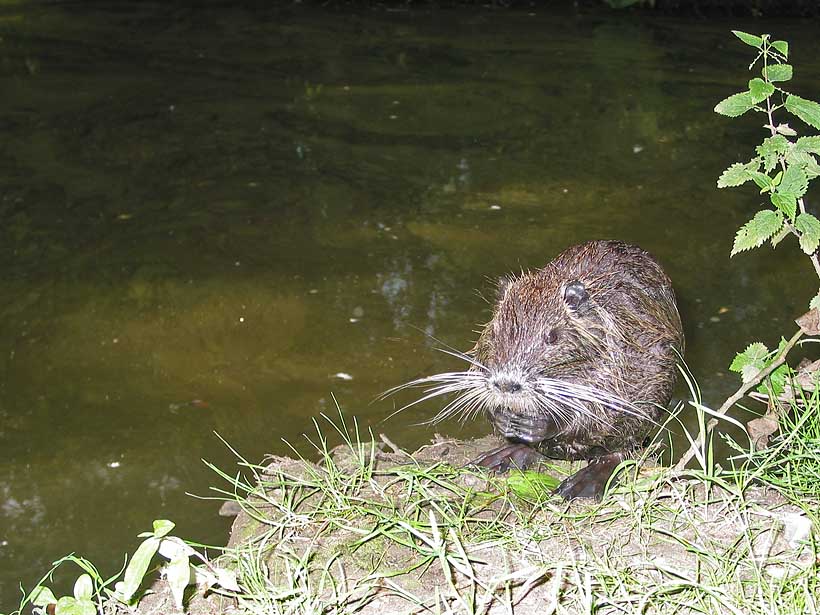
<box><xmin>496</xmin><ymin>275</ymin><xmax>515</xmax><ymax>301</ymax></box>
<box><xmin>564</xmin><ymin>280</ymin><xmax>589</xmax><ymax>311</ymax></box>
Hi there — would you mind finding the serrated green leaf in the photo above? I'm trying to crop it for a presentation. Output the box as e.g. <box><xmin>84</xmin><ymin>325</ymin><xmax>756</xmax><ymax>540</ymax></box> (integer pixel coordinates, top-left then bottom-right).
<box><xmin>756</xmin><ymin>137</ymin><xmax>787</xmax><ymax>174</ymax></box>
<box><xmin>770</xmin><ymin>223</ymin><xmax>791</xmax><ymax>247</ymax></box>
<box><xmin>732</xmin><ymin>30</ymin><xmax>764</xmax><ymax>49</ymax></box>
<box><xmin>763</xmin><ymin>64</ymin><xmax>793</xmax><ymax>82</ymax></box>
<box><xmin>771</xmin><ymin>40</ymin><xmax>789</xmax><ymax>57</ymax></box>
<box><xmin>756</xmin><ymin>135</ymin><xmax>790</xmax><ymax>157</ymax></box>
<box><xmin>717</xmin><ymin>161</ymin><xmax>754</xmax><ymax>188</ymax></box>
<box><xmin>741</xmin><ymin>364</ymin><xmax>761</xmax><ymax>383</ymax></box>
<box><xmin>810</xmin><ymin>294</ymin><xmax>820</xmax><ymax>310</ymax></box>
<box><xmin>779</xmin><ymin>164</ymin><xmax>808</xmax><ymax>197</ymax></box>
<box><xmin>775</xmin><ymin>123</ymin><xmax>798</xmax><ymax>136</ymax></box>
<box><xmin>731</xmin><ymin>210</ymin><xmax>784</xmax><ymax>255</ymax></box>
<box><xmin>795</xmin><ymin>136</ymin><xmax>820</xmax><ymax>154</ymax></box>
<box><xmin>805</xmin><ymin>158</ymin><xmax>820</xmax><ymax>179</ymax></box>
<box><xmin>749</xmin><ymin>78</ymin><xmax>775</xmax><ymax>104</ymax></box>
<box><xmin>729</xmin><ymin>342</ymin><xmax>769</xmax><ymax>372</ymax></box>
<box><xmin>715</xmin><ymin>91</ymin><xmax>755</xmax><ymax>117</ymax></box>
<box><xmin>748</xmin><ymin>171</ymin><xmax>773</xmax><ymax>190</ymax></box>
<box><xmin>785</xmin><ymin>149</ymin><xmax>815</xmax><ymax>168</ymax></box>
<box><xmin>795</xmin><ymin>212</ymin><xmax>820</xmax><ymax>254</ymax></box>
<box><xmin>786</xmin><ymin>94</ymin><xmax>820</xmax><ymax>130</ymax></box>
<box><xmin>799</xmin><ymin>232</ymin><xmax>820</xmax><ymax>255</ymax></box>
<box><xmin>770</xmin><ymin>192</ymin><xmax>797</xmax><ymax>219</ymax></box>
<box><xmin>786</xmin><ymin>146</ymin><xmax>820</xmax><ymax>177</ymax></box>
<box><xmin>757</xmin><ymin>363</ymin><xmax>790</xmax><ymax>396</ymax></box>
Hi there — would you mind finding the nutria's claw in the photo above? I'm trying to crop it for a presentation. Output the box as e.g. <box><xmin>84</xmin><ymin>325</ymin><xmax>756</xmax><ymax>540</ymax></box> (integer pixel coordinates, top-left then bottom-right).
<box><xmin>554</xmin><ymin>452</ymin><xmax>625</xmax><ymax>501</ymax></box>
<box><xmin>468</xmin><ymin>443</ymin><xmax>544</xmax><ymax>473</ymax></box>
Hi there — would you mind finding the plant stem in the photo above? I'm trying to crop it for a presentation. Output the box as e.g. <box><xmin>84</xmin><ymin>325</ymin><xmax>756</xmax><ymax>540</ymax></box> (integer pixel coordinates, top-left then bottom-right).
<box><xmin>763</xmin><ymin>42</ymin><xmax>778</xmax><ymax>137</ymax></box>
<box><xmin>672</xmin><ymin>327</ymin><xmax>804</xmax><ymax>472</ymax></box>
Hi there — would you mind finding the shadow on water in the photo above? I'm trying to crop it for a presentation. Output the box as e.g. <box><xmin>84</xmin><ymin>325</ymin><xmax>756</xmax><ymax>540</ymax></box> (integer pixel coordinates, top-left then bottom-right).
<box><xmin>1</xmin><ymin>3</ymin><xmax>819</xmax><ymax>605</ymax></box>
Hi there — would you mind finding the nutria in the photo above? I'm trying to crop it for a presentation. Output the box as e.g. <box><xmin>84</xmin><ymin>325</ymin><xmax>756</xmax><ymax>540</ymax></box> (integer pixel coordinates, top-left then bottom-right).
<box><xmin>392</xmin><ymin>240</ymin><xmax>684</xmax><ymax>500</ymax></box>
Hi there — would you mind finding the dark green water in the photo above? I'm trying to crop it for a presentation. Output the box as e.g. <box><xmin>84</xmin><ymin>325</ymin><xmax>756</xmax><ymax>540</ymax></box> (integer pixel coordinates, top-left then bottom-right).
<box><xmin>1</xmin><ymin>3</ymin><xmax>819</xmax><ymax>607</ymax></box>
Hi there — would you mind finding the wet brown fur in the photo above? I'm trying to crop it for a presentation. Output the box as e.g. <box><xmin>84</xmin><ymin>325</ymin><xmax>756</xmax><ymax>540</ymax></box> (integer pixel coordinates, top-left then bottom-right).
<box><xmin>471</xmin><ymin>240</ymin><xmax>684</xmax><ymax>461</ymax></box>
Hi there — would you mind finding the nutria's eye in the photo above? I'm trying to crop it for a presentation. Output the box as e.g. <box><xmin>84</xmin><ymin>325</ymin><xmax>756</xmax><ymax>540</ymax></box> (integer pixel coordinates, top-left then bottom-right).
<box><xmin>545</xmin><ymin>328</ymin><xmax>559</xmax><ymax>344</ymax></box>
<box><xmin>564</xmin><ymin>280</ymin><xmax>589</xmax><ymax>311</ymax></box>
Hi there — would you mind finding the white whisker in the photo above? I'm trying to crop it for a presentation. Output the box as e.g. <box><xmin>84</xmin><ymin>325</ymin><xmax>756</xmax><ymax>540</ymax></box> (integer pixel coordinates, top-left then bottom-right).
<box><xmin>435</xmin><ymin>347</ymin><xmax>488</xmax><ymax>371</ymax></box>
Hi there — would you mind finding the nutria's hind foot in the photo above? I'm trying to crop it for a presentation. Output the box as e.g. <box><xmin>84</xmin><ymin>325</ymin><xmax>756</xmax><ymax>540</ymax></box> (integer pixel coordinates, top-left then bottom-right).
<box><xmin>469</xmin><ymin>443</ymin><xmax>545</xmax><ymax>473</ymax></box>
<box><xmin>554</xmin><ymin>452</ymin><xmax>626</xmax><ymax>501</ymax></box>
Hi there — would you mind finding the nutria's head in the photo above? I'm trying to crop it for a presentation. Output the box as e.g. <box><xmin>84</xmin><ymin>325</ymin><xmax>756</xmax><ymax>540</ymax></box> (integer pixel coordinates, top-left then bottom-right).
<box><xmin>386</xmin><ymin>241</ymin><xmax>683</xmax><ymax>454</ymax></box>
<box><xmin>469</xmin><ymin>271</ymin><xmax>627</xmax><ymax>444</ymax></box>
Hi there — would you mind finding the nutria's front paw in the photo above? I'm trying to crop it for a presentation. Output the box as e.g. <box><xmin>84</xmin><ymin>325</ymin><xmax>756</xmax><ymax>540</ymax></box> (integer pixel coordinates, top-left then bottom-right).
<box><xmin>468</xmin><ymin>443</ymin><xmax>544</xmax><ymax>473</ymax></box>
<box><xmin>554</xmin><ymin>453</ymin><xmax>625</xmax><ymax>500</ymax></box>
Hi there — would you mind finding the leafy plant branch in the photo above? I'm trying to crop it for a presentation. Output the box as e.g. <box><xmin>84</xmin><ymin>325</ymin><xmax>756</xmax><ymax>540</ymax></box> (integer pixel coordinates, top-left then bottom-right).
<box><xmin>675</xmin><ymin>31</ymin><xmax>820</xmax><ymax>473</ymax></box>
<box><xmin>715</xmin><ymin>31</ymin><xmax>820</xmax><ymax>302</ymax></box>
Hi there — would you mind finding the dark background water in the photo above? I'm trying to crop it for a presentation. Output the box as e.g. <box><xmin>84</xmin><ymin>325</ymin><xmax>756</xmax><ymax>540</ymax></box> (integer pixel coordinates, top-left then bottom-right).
<box><xmin>1</xmin><ymin>3</ymin><xmax>819</xmax><ymax>607</ymax></box>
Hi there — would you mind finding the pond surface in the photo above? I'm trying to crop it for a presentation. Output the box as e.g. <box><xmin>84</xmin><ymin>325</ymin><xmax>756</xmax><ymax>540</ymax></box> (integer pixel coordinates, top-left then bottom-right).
<box><xmin>1</xmin><ymin>3</ymin><xmax>819</xmax><ymax>606</ymax></box>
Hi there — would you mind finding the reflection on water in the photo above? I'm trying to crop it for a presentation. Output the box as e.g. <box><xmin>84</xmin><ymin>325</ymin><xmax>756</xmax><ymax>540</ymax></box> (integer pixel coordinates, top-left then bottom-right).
<box><xmin>1</xmin><ymin>4</ymin><xmax>819</xmax><ymax>604</ymax></box>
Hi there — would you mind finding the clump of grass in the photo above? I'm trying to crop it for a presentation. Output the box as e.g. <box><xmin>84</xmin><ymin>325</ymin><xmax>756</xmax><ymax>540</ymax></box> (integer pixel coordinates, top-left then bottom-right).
<box><xmin>196</xmin><ymin>400</ymin><xmax>818</xmax><ymax>615</ymax></box>
<box><xmin>725</xmin><ymin>385</ymin><xmax>820</xmax><ymax>505</ymax></box>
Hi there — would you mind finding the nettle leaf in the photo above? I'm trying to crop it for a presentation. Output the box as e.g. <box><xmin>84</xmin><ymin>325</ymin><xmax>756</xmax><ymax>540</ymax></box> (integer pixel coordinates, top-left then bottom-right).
<box><xmin>785</xmin><ymin>149</ymin><xmax>820</xmax><ymax>178</ymax></box>
<box><xmin>761</xmin><ymin>153</ymin><xmax>778</xmax><ymax>173</ymax></box>
<box><xmin>729</xmin><ymin>341</ymin><xmax>769</xmax><ymax>374</ymax></box>
<box><xmin>779</xmin><ymin>164</ymin><xmax>808</xmax><ymax>197</ymax></box>
<box><xmin>747</xmin><ymin>170</ymin><xmax>773</xmax><ymax>191</ymax></box>
<box><xmin>771</xmin><ymin>223</ymin><xmax>791</xmax><ymax>247</ymax></box>
<box><xmin>758</xmin><ymin>363</ymin><xmax>790</xmax><ymax>396</ymax></box>
<box><xmin>771</xmin><ymin>40</ymin><xmax>789</xmax><ymax>58</ymax></box>
<box><xmin>795</xmin><ymin>136</ymin><xmax>820</xmax><ymax>154</ymax></box>
<box><xmin>763</xmin><ymin>63</ymin><xmax>793</xmax><ymax>82</ymax></box>
<box><xmin>732</xmin><ymin>30</ymin><xmax>764</xmax><ymax>49</ymax></box>
<box><xmin>785</xmin><ymin>149</ymin><xmax>815</xmax><ymax>167</ymax></box>
<box><xmin>715</xmin><ymin>91</ymin><xmax>755</xmax><ymax>117</ymax></box>
<box><xmin>795</xmin><ymin>212</ymin><xmax>820</xmax><ymax>254</ymax></box>
<box><xmin>758</xmin><ymin>137</ymin><xmax>791</xmax><ymax>158</ymax></box>
<box><xmin>731</xmin><ymin>209</ymin><xmax>784</xmax><ymax>256</ymax></box>
<box><xmin>756</xmin><ymin>134</ymin><xmax>790</xmax><ymax>157</ymax></box>
<box><xmin>775</xmin><ymin>123</ymin><xmax>798</xmax><ymax>136</ymax></box>
<box><xmin>805</xmin><ymin>158</ymin><xmax>820</xmax><ymax>179</ymax></box>
<box><xmin>770</xmin><ymin>192</ymin><xmax>796</xmax><ymax>219</ymax></box>
<box><xmin>785</xmin><ymin>94</ymin><xmax>820</xmax><ymax>129</ymax></box>
<box><xmin>749</xmin><ymin>78</ymin><xmax>775</xmax><ymax>104</ymax></box>
<box><xmin>717</xmin><ymin>161</ymin><xmax>757</xmax><ymax>188</ymax></box>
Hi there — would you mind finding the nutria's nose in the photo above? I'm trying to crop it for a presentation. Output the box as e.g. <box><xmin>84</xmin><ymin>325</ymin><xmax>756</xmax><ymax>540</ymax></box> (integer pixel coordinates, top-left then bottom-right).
<box><xmin>493</xmin><ymin>379</ymin><xmax>523</xmax><ymax>394</ymax></box>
